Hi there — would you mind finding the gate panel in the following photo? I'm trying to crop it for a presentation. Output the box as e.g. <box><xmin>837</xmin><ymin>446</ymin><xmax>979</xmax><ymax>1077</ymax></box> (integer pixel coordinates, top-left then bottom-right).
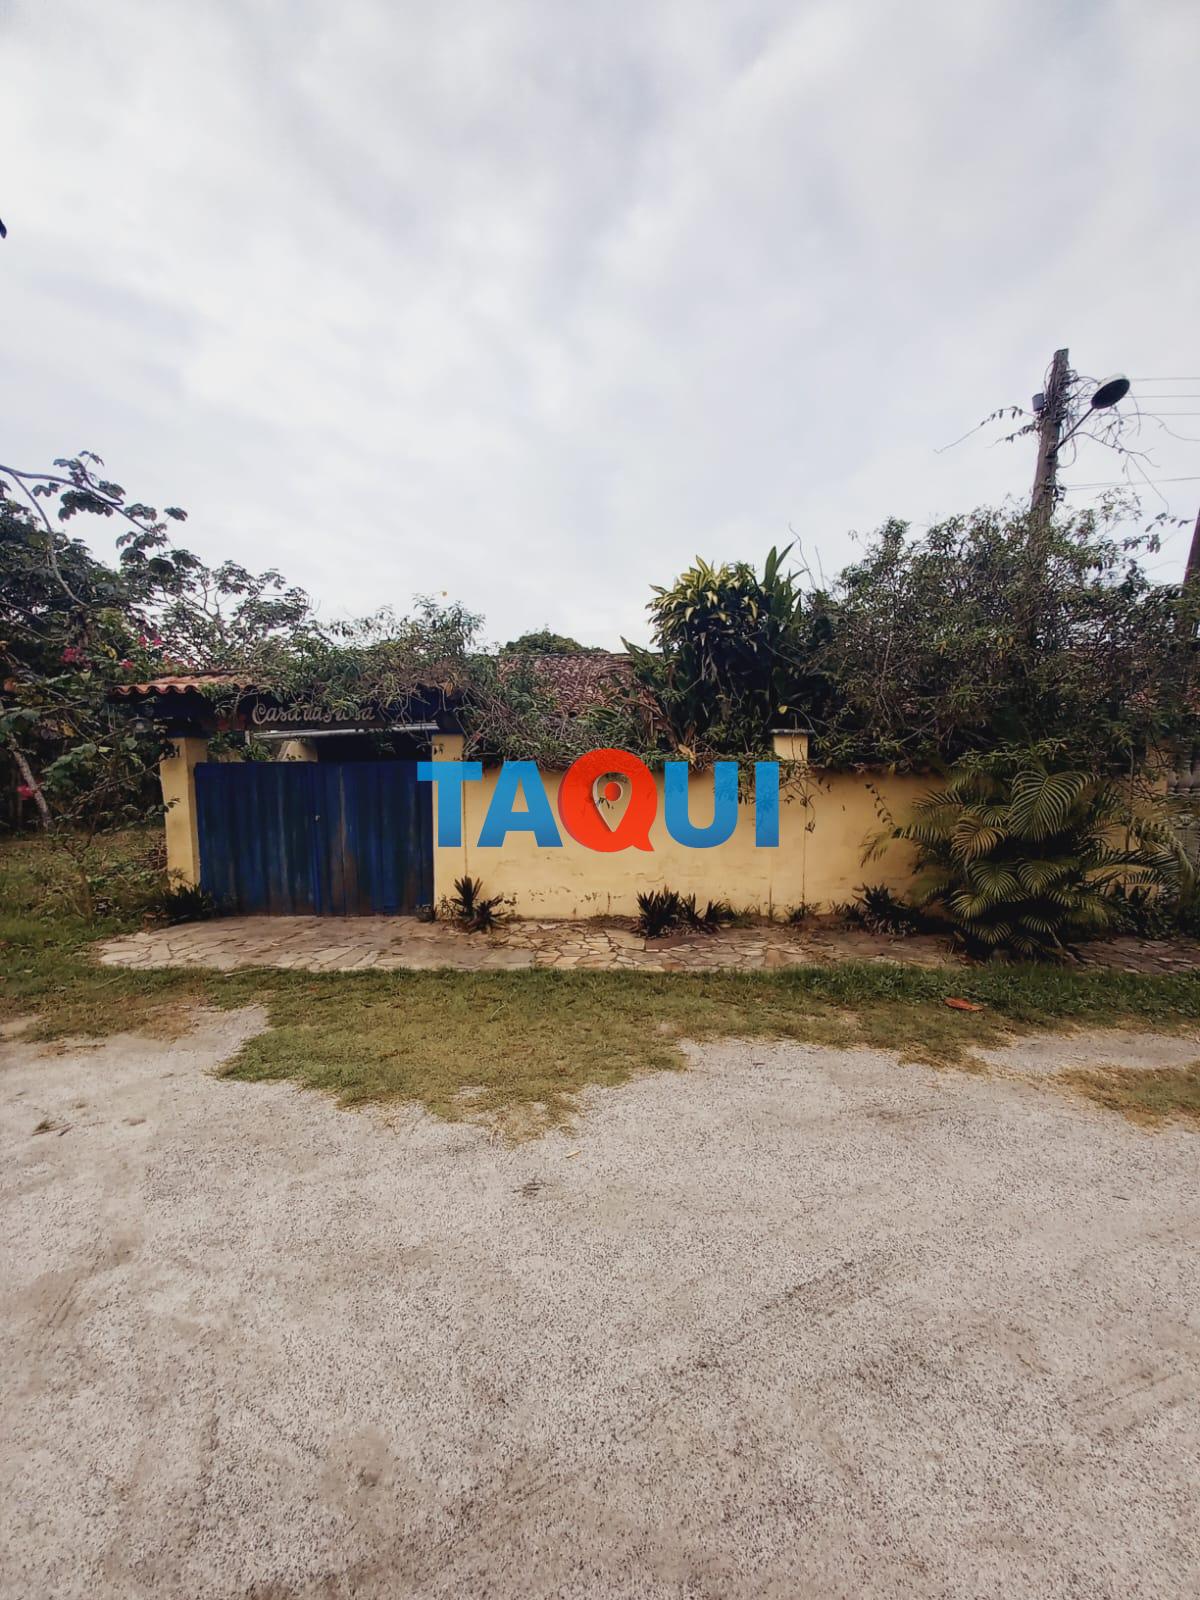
<box><xmin>195</xmin><ymin>761</ymin><xmax>432</xmax><ymax>915</ymax></box>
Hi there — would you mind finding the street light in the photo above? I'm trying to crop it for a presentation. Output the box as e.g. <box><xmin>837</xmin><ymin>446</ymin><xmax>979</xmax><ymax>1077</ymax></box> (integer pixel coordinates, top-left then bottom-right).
<box><xmin>1090</xmin><ymin>374</ymin><xmax>1131</xmax><ymax>410</ymax></box>
<box><xmin>1057</xmin><ymin>372</ymin><xmax>1132</xmax><ymax>456</ymax></box>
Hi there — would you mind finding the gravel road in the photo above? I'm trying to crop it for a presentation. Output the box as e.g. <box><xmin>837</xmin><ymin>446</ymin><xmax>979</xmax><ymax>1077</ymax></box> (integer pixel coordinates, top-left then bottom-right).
<box><xmin>2</xmin><ymin>1009</ymin><xmax>1198</xmax><ymax>1598</ymax></box>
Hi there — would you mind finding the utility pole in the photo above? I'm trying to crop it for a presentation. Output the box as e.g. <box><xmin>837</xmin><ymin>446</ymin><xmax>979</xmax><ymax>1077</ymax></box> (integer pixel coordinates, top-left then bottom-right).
<box><xmin>1185</xmin><ymin>503</ymin><xmax>1200</xmax><ymax>590</ymax></box>
<box><xmin>1177</xmin><ymin>503</ymin><xmax>1200</xmax><ymax>802</ymax></box>
<box><xmin>1030</xmin><ymin>347</ymin><xmax>1071</xmax><ymax>531</ymax></box>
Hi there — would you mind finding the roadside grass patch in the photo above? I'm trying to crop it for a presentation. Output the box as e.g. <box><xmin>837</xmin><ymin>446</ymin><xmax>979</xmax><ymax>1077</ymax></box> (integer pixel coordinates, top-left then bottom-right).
<box><xmin>4</xmin><ymin>834</ymin><xmax>1200</xmax><ymax>1131</ymax></box>
<box><xmin>1058</xmin><ymin>1062</ymin><xmax>1200</xmax><ymax>1128</ymax></box>
<box><xmin>187</xmin><ymin>965</ymin><xmax>1200</xmax><ymax>1131</ymax></box>
<box><xmin>0</xmin><ymin>911</ymin><xmax>218</xmax><ymax>1040</ymax></box>
<box><xmin>220</xmin><ymin>971</ymin><xmax>688</xmax><ymax>1126</ymax></box>
<box><xmin>6</xmin><ymin>916</ymin><xmax>1200</xmax><ymax>1130</ymax></box>
<box><xmin>217</xmin><ymin>967</ymin><xmax>1022</xmax><ymax>1128</ymax></box>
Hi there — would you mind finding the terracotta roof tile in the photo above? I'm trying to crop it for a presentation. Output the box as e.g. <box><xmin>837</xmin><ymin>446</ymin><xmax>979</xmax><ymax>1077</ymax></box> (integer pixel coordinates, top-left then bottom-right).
<box><xmin>110</xmin><ymin>653</ymin><xmax>645</xmax><ymax>717</ymax></box>
<box><xmin>110</xmin><ymin>670</ymin><xmax>256</xmax><ymax>697</ymax></box>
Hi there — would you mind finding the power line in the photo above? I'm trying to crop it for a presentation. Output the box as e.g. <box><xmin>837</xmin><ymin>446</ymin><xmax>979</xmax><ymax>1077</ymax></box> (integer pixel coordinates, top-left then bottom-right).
<box><xmin>1060</xmin><ymin>475</ymin><xmax>1200</xmax><ymax>491</ymax></box>
<box><xmin>1132</xmin><ymin>376</ymin><xmax>1200</xmax><ymax>383</ymax></box>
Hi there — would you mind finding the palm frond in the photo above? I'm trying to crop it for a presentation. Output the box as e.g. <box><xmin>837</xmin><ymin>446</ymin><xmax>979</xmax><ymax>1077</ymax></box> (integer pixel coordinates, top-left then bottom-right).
<box><xmin>951</xmin><ymin>811</ymin><xmax>1006</xmax><ymax>861</ymax></box>
<box><xmin>1015</xmin><ymin>858</ymin><xmax>1070</xmax><ymax>893</ymax></box>
<box><xmin>886</xmin><ymin>753</ymin><xmax>1185</xmax><ymax>959</ymax></box>
<box><xmin>1007</xmin><ymin>768</ymin><xmax>1089</xmax><ymax>840</ymax></box>
<box><xmin>967</xmin><ymin>861</ymin><xmax>1022</xmax><ymax>899</ymax></box>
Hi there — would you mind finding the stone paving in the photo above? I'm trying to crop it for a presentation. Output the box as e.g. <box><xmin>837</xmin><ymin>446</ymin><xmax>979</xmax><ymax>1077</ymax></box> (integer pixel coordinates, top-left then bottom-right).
<box><xmin>95</xmin><ymin>914</ymin><xmax>1200</xmax><ymax>976</ymax></box>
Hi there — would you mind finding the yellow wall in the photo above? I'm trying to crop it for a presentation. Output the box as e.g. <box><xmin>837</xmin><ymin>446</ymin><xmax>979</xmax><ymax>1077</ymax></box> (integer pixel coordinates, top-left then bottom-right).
<box><xmin>160</xmin><ymin>736</ymin><xmax>207</xmax><ymax>887</ymax></box>
<box><xmin>165</xmin><ymin>731</ymin><xmax>930</xmax><ymax>915</ymax></box>
<box><xmin>430</xmin><ymin>735</ymin><xmax>929</xmax><ymax>919</ymax></box>
<box><xmin>278</xmin><ymin>739</ymin><xmax>319</xmax><ymax>761</ymax></box>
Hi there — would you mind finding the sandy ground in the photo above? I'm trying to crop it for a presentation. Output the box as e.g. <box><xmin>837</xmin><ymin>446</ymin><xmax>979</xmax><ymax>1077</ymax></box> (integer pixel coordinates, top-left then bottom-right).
<box><xmin>2</xmin><ymin>1011</ymin><xmax>1199</xmax><ymax>1599</ymax></box>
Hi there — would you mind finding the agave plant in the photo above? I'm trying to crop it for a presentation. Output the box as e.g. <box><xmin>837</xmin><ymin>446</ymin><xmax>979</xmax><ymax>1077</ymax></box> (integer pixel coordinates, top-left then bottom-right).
<box><xmin>444</xmin><ymin>874</ymin><xmax>506</xmax><ymax>933</ymax></box>
<box><xmin>889</xmin><ymin>760</ymin><xmax>1189</xmax><ymax>958</ymax></box>
<box><xmin>849</xmin><ymin>884</ymin><xmax>925</xmax><ymax>937</ymax></box>
<box><xmin>635</xmin><ymin>888</ymin><xmax>683</xmax><ymax>938</ymax></box>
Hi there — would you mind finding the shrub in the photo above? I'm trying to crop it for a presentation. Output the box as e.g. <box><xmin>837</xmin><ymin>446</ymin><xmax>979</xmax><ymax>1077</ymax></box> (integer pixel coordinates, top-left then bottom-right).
<box><xmin>442</xmin><ymin>874</ymin><xmax>506</xmax><ymax>933</ymax></box>
<box><xmin>1105</xmin><ymin>883</ymin><xmax>1176</xmax><ymax>939</ymax></box>
<box><xmin>624</xmin><ymin>546</ymin><xmax>834</xmax><ymax>759</ymax></box>
<box><xmin>1110</xmin><ymin>883</ymin><xmax>1200</xmax><ymax>941</ymax></box>
<box><xmin>635</xmin><ymin>888</ymin><xmax>683</xmax><ymax>938</ymax></box>
<box><xmin>679</xmin><ymin>894</ymin><xmax>734</xmax><ymax>933</ymax></box>
<box><xmin>816</xmin><ymin>506</ymin><xmax>1195</xmax><ymax>773</ymax></box>
<box><xmin>850</xmin><ymin>884</ymin><xmax>926</xmax><ymax>937</ymax></box>
<box><xmin>19</xmin><ymin>829</ymin><xmax>170</xmax><ymax>924</ymax></box>
<box><xmin>726</xmin><ymin>905</ymin><xmax>760</xmax><ymax>927</ymax></box>
<box><xmin>155</xmin><ymin>882</ymin><xmax>218</xmax><ymax>924</ymax></box>
<box><xmin>635</xmin><ymin>888</ymin><xmax>735</xmax><ymax>937</ymax></box>
<box><xmin>1172</xmin><ymin>889</ymin><xmax>1200</xmax><ymax>940</ymax></box>
<box><xmin>886</xmin><ymin>757</ymin><xmax>1190</xmax><ymax>959</ymax></box>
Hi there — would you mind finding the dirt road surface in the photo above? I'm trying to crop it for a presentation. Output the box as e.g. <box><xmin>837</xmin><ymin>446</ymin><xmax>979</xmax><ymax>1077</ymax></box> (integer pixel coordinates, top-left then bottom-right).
<box><xmin>2</xmin><ymin>1009</ymin><xmax>1198</xmax><ymax>1598</ymax></box>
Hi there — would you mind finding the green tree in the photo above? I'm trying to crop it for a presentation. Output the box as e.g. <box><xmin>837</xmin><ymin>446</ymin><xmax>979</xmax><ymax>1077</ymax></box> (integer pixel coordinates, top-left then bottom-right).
<box><xmin>0</xmin><ymin>452</ymin><xmax>312</xmax><ymax>833</ymax></box>
<box><xmin>624</xmin><ymin>546</ymin><xmax>833</xmax><ymax>758</ymax></box>
<box><xmin>816</xmin><ymin>505</ymin><xmax>1197</xmax><ymax>773</ymax></box>
<box><xmin>501</xmin><ymin>629</ymin><xmax>598</xmax><ymax>655</ymax></box>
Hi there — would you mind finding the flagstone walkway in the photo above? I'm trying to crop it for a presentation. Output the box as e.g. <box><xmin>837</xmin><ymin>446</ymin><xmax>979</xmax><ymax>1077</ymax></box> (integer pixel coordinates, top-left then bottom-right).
<box><xmin>97</xmin><ymin>914</ymin><xmax>959</xmax><ymax>973</ymax></box>
<box><xmin>94</xmin><ymin>915</ymin><xmax>1200</xmax><ymax>976</ymax></box>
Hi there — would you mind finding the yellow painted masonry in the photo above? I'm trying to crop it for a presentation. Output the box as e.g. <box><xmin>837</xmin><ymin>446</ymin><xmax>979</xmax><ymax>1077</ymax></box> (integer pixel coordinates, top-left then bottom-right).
<box><xmin>160</xmin><ymin>736</ymin><xmax>207</xmax><ymax>887</ymax></box>
<box><xmin>162</xmin><ymin>733</ymin><xmax>929</xmax><ymax>914</ymax></box>
<box><xmin>430</xmin><ymin>733</ymin><xmax>928</xmax><ymax>919</ymax></box>
<box><xmin>278</xmin><ymin>739</ymin><xmax>319</xmax><ymax>762</ymax></box>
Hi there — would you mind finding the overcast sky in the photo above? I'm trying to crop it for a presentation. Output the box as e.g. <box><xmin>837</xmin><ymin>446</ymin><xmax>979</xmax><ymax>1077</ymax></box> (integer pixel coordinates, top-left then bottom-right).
<box><xmin>3</xmin><ymin>0</ymin><xmax>1198</xmax><ymax>647</ymax></box>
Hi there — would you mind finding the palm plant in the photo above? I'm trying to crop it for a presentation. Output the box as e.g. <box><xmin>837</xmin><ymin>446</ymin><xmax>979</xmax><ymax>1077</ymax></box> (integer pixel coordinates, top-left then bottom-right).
<box><xmin>623</xmin><ymin>546</ymin><xmax>833</xmax><ymax>757</ymax></box>
<box><xmin>888</xmin><ymin>760</ymin><xmax>1189</xmax><ymax>958</ymax></box>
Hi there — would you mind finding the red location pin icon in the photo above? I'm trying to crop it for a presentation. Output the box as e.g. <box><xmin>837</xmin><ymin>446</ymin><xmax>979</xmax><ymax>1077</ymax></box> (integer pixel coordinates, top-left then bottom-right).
<box><xmin>558</xmin><ymin>748</ymin><xmax>657</xmax><ymax>852</ymax></box>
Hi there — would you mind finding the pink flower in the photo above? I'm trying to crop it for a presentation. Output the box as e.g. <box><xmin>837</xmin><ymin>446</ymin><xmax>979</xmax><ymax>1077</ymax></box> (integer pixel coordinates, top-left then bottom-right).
<box><xmin>61</xmin><ymin>645</ymin><xmax>83</xmax><ymax>664</ymax></box>
<box><xmin>119</xmin><ymin>659</ymin><xmax>134</xmax><ymax>670</ymax></box>
<box><xmin>17</xmin><ymin>784</ymin><xmax>34</xmax><ymax>800</ymax></box>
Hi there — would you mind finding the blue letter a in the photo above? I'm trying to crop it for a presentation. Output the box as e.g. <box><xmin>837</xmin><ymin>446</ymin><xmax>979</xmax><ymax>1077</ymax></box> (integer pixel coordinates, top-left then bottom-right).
<box><xmin>477</xmin><ymin>762</ymin><xmax>562</xmax><ymax>847</ymax></box>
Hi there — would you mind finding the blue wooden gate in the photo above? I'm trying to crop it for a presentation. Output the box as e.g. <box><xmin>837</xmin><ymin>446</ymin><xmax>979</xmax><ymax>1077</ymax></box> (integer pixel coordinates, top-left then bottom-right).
<box><xmin>195</xmin><ymin>761</ymin><xmax>433</xmax><ymax>915</ymax></box>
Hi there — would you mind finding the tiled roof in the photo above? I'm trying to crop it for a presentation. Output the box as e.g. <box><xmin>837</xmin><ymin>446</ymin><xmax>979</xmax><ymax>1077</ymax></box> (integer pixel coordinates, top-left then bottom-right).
<box><xmin>110</xmin><ymin>670</ymin><xmax>256</xmax><ymax>697</ymax></box>
<box><xmin>110</xmin><ymin>654</ymin><xmax>642</xmax><ymax>716</ymax></box>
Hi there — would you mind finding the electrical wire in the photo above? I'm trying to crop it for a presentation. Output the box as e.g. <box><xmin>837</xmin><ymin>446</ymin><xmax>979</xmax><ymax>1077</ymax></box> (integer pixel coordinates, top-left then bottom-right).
<box><xmin>1060</xmin><ymin>475</ymin><xmax>1200</xmax><ymax>491</ymax></box>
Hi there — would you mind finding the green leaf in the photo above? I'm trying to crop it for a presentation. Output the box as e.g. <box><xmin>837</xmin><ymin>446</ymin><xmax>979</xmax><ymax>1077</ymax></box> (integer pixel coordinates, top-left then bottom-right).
<box><xmin>1008</xmin><ymin>768</ymin><xmax>1088</xmax><ymax>840</ymax></box>
<box><xmin>951</xmin><ymin>811</ymin><xmax>1006</xmax><ymax>861</ymax></box>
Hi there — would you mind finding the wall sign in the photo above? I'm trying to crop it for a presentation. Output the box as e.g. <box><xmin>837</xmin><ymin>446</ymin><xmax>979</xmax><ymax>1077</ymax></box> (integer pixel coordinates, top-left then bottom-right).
<box><xmin>249</xmin><ymin>702</ymin><xmax>340</xmax><ymax>727</ymax></box>
<box><xmin>418</xmin><ymin>747</ymin><xmax>782</xmax><ymax>852</ymax></box>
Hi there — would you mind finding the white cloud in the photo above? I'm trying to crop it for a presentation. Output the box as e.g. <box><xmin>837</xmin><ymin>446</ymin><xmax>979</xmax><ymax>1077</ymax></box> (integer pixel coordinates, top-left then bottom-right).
<box><xmin>2</xmin><ymin>0</ymin><xmax>1198</xmax><ymax>646</ymax></box>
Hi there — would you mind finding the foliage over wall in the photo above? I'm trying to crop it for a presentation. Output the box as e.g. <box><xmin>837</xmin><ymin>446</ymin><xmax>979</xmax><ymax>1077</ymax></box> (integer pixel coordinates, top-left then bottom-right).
<box><xmin>623</xmin><ymin>547</ymin><xmax>834</xmax><ymax>761</ymax></box>
<box><xmin>627</xmin><ymin>505</ymin><xmax>1197</xmax><ymax>776</ymax></box>
<box><xmin>501</xmin><ymin>629</ymin><xmax>598</xmax><ymax>655</ymax></box>
<box><xmin>5</xmin><ymin>450</ymin><xmax>1197</xmax><ymax>838</ymax></box>
<box><xmin>204</xmin><ymin>502</ymin><xmax>1198</xmax><ymax>783</ymax></box>
<box><xmin>208</xmin><ymin>603</ymin><xmax>656</xmax><ymax>766</ymax></box>
<box><xmin>812</xmin><ymin>507</ymin><xmax>1197</xmax><ymax>774</ymax></box>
